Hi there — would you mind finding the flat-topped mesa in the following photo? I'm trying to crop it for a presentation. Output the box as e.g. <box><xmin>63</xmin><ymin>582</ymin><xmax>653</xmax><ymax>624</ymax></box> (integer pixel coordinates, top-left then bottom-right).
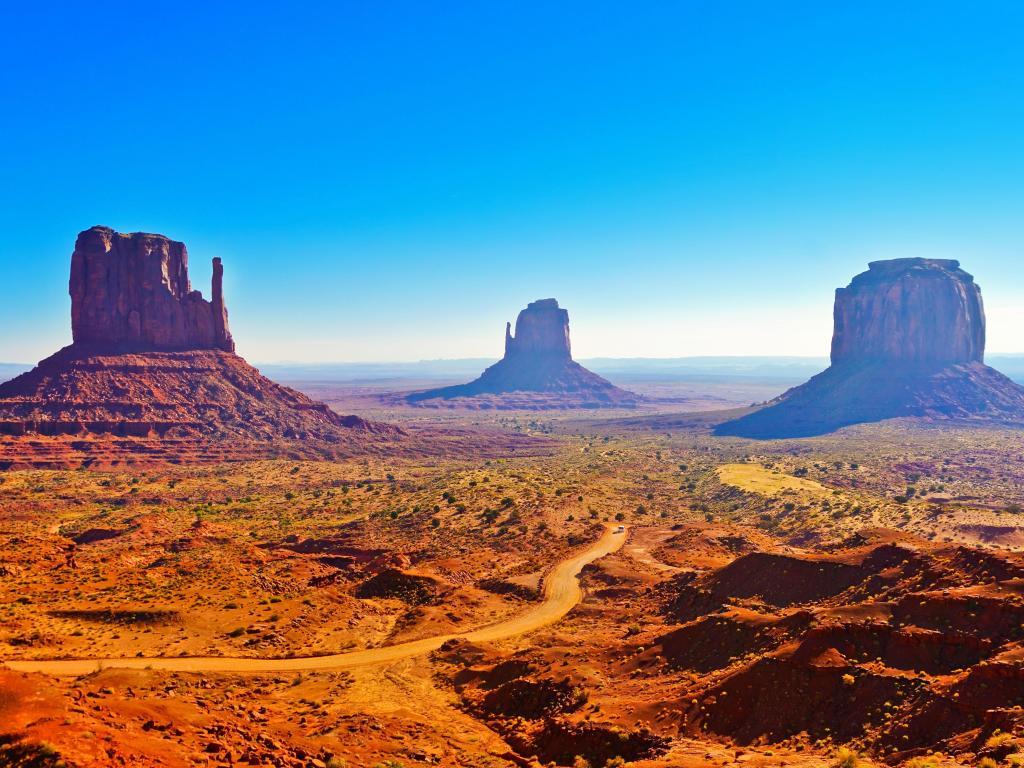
<box><xmin>831</xmin><ymin>258</ymin><xmax>985</xmax><ymax>366</ymax></box>
<box><xmin>503</xmin><ymin>298</ymin><xmax>572</xmax><ymax>360</ymax></box>
<box><xmin>70</xmin><ymin>225</ymin><xmax>235</xmax><ymax>353</ymax></box>
<box><xmin>715</xmin><ymin>257</ymin><xmax>1024</xmax><ymax>438</ymax></box>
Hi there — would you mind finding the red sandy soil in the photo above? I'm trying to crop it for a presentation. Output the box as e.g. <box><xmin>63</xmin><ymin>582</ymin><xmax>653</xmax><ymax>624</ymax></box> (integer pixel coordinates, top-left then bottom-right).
<box><xmin>6</xmin><ymin>414</ymin><xmax>1024</xmax><ymax>767</ymax></box>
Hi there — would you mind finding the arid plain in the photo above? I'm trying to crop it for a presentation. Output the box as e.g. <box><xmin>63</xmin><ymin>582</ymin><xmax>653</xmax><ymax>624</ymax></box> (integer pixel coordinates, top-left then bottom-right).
<box><xmin>6</xmin><ymin>380</ymin><xmax>1024</xmax><ymax>768</ymax></box>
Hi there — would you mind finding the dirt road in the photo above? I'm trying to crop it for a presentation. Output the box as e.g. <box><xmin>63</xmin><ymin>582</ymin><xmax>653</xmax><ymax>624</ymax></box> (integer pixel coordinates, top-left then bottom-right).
<box><xmin>5</xmin><ymin>525</ymin><xmax>626</xmax><ymax>677</ymax></box>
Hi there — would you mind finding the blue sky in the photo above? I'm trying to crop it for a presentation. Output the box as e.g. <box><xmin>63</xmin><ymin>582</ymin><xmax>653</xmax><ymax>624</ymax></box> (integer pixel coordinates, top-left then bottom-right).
<box><xmin>2</xmin><ymin>2</ymin><xmax>1023</xmax><ymax>362</ymax></box>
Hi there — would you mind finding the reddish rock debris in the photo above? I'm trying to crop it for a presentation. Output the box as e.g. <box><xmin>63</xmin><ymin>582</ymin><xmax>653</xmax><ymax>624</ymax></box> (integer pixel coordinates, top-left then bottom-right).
<box><xmin>0</xmin><ymin>225</ymin><xmax>402</xmax><ymax>464</ymax></box>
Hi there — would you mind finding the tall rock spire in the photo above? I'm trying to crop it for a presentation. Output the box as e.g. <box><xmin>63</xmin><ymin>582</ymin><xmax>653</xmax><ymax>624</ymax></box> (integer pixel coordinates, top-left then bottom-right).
<box><xmin>504</xmin><ymin>321</ymin><xmax>513</xmax><ymax>357</ymax></box>
<box><xmin>211</xmin><ymin>256</ymin><xmax>234</xmax><ymax>352</ymax></box>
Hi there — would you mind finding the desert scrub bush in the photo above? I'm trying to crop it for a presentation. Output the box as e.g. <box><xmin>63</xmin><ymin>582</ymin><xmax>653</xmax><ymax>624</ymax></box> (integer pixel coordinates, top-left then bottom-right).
<box><xmin>832</xmin><ymin>747</ymin><xmax>861</xmax><ymax>768</ymax></box>
<box><xmin>0</xmin><ymin>735</ymin><xmax>66</xmax><ymax>768</ymax></box>
<box><xmin>985</xmin><ymin>731</ymin><xmax>1016</xmax><ymax>749</ymax></box>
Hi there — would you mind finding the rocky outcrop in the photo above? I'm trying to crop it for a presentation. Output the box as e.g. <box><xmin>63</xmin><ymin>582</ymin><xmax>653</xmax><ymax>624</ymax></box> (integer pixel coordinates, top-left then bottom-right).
<box><xmin>70</xmin><ymin>226</ymin><xmax>234</xmax><ymax>352</ymax></box>
<box><xmin>0</xmin><ymin>346</ymin><xmax>399</xmax><ymax>442</ymax></box>
<box><xmin>0</xmin><ymin>226</ymin><xmax>404</xmax><ymax>463</ymax></box>
<box><xmin>831</xmin><ymin>258</ymin><xmax>985</xmax><ymax>365</ymax></box>
<box><xmin>407</xmin><ymin>299</ymin><xmax>638</xmax><ymax>408</ymax></box>
<box><xmin>503</xmin><ymin>298</ymin><xmax>572</xmax><ymax>359</ymax></box>
<box><xmin>658</xmin><ymin>538</ymin><xmax>1024</xmax><ymax>757</ymax></box>
<box><xmin>716</xmin><ymin>258</ymin><xmax>1024</xmax><ymax>438</ymax></box>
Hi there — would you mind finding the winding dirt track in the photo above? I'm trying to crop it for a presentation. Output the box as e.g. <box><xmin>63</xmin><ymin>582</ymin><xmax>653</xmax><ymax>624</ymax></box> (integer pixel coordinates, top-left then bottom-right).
<box><xmin>4</xmin><ymin>526</ymin><xmax>626</xmax><ymax>677</ymax></box>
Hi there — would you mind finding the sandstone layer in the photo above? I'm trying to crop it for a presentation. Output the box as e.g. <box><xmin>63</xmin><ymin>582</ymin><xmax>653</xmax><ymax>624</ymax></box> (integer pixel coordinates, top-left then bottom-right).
<box><xmin>0</xmin><ymin>346</ymin><xmax>394</xmax><ymax>442</ymax></box>
<box><xmin>716</xmin><ymin>258</ymin><xmax>1024</xmax><ymax>438</ymax></box>
<box><xmin>408</xmin><ymin>299</ymin><xmax>638</xmax><ymax>408</ymax></box>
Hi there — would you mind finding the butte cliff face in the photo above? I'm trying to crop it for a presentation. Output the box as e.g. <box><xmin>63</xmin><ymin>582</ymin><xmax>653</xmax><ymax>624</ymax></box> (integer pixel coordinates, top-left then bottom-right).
<box><xmin>503</xmin><ymin>298</ymin><xmax>572</xmax><ymax>360</ymax></box>
<box><xmin>715</xmin><ymin>258</ymin><xmax>1024</xmax><ymax>438</ymax></box>
<box><xmin>0</xmin><ymin>226</ymin><xmax>399</xmax><ymax>466</ymax></box>
<box><xmin>408</xmin><ymin>299</ymin><xmax>637</xmax><ymax>409</ymax></box>
<box><xmin>830</xmin><ymin>259</ymin><xmax>985</xmax><ymax>366</ymax></box>
<box><xmin>70</xmin><ymin>225</ymin><xmax>235</xmax><ymax>352</ymax></box>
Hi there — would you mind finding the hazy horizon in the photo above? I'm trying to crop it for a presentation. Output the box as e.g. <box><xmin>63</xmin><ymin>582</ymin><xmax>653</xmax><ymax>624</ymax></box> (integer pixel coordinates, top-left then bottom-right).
<box><xmin>8</xmin><ymin>352</ymin><xmax>1024</xmax><ymax>367</ymax></box>
<box><xmin>7</xmin><ymin>354</ymin><xmax>1024</xmax><ymax>391</ymax></box>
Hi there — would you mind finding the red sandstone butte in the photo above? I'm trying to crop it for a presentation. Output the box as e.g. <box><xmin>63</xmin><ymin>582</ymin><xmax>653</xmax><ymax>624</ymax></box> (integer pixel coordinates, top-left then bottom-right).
<box><xmin>70</xmin><ymin>226</ymin><xmax>235</xmax><ymax>353</ymax></box>
<box><xmin>716</xmin><ymin>258</ymin><xmax>1024</xmax><ymax>438</ymax></box>
<box><xmin>0</xmin><ymin>226</ymin><xmax>401</xmax><ymax>465</ymax></box>
<box><xmin>831</xmin><ymin>258</ymin><xmax>985</xmax><ymax>365</ymax></box>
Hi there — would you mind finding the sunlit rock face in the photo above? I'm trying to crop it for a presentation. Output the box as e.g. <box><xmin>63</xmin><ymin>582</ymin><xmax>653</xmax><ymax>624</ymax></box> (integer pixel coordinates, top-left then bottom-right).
<box><xmin>715</xmin><ymin>259</ymin><xmax>1024</xmax><ymax>438</ymax></box>
<box><xmin>70</xmin><ymin>225</ymin><xmax>234</xmax><ymax>352</ymax></box>
<box><xmin>830</xmin><ymin>259</ymin><xmax>984</xmax><ymax>366</ymax></box>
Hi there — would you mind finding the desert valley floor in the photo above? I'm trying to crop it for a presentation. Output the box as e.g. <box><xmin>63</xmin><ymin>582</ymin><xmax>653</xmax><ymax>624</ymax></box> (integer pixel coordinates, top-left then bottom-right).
<box><xmin>5</xmin><ymin>376</ymin><xmax>1024</xmax><ymax>768</ymax></box>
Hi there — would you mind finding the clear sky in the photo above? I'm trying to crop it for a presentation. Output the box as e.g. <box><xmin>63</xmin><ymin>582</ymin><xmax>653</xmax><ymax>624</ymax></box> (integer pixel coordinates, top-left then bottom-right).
<box><xmin>2</xmin><ymin>2</ymin><xmax>1023</xmax><ymax>363</ymax></box>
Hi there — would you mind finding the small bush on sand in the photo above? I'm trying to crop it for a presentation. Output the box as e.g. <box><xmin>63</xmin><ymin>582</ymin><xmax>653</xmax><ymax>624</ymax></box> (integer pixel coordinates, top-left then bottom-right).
<box><xmin>833</xmin><ymin>747</ymin><xmax>861</xmax><ymax>768</ymax></box>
